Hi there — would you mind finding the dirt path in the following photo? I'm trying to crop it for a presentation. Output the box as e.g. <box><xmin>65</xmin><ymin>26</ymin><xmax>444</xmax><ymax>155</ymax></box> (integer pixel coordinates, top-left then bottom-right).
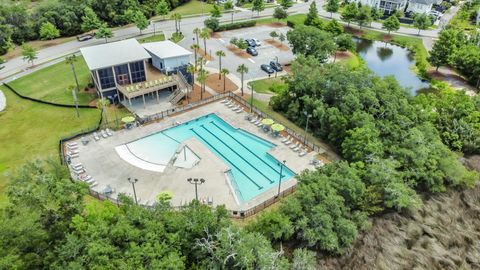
<box><xmin>428</xmin><ymin>67</ymin><xmax>477</xmax><ymax>96</ymax></box>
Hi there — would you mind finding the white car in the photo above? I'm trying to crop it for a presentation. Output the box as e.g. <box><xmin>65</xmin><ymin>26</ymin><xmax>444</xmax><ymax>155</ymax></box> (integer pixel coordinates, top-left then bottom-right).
<box><xmin>253</xmin><ymin>38</ymin><xmax>262</xmax><ymax>46</ymax></box>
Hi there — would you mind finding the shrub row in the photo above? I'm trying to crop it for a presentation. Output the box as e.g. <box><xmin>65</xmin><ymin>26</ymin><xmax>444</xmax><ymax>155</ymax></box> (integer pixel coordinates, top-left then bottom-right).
<box><xmin>217</xmin><ymin>20</ymin><xmax>256</xmax><ymax>31</ymax></box>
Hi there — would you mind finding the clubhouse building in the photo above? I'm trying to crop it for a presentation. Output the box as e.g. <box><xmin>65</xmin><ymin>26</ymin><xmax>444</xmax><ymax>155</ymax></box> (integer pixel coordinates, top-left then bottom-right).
<box><xmin>80</xmin><ymin>39</ymin><xmax>191</xmax><ymax>115</ymax></box>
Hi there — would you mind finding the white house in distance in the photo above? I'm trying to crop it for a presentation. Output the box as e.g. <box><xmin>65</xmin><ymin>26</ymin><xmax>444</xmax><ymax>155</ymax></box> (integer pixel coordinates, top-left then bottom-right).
<box><xmin>80</xmin><ymin>38</ymin><xmax>191</xmax><ymax>112</ymax></box>
<box><xmin>354</xmin><ymin>0</ymin><xmax>440</xmax><ymax>14</ymax></box>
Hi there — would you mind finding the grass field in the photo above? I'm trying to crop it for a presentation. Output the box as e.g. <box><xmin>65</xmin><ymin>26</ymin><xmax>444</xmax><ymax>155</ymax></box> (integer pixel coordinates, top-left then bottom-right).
<box><xmin>8</xmin><ymin>57</ymin><xmax>96</xmax><ymax>105</ymax></box>
<box><xmin>0</xmin><ymin>87</ymin><xmax>101</xmax><ymax>206</ymax></box>
<box><xmin>170</xmin><ymin>0</ymin><xmax>219</xmax><ymax>16</ymax></box>
<box><xmin>138</xmin><ymin>33</ymin><xmax>166</xmax><ymax>43</ymax></box>
<box><xmin>248</xmin><ymin>77</ymin><xmax>287</xmax><ymax>94</ymax></box>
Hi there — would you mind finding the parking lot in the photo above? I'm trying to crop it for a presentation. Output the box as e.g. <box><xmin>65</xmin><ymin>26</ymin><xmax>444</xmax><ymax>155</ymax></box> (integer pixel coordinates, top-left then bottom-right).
<box><xmin>201</xmin><ymin>25</ymin><xmax>294</xmax><ymax>80</ymax></box>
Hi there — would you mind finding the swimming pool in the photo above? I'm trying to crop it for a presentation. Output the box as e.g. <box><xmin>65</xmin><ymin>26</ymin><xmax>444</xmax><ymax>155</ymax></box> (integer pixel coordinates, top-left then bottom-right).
<box><xmin>126</xmin><ymin>113</ymin><xmax>295</xmax><ymax>202</ymax></box>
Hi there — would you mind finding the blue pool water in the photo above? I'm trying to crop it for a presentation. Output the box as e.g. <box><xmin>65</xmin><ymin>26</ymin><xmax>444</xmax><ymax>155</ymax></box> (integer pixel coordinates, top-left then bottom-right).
<box><xmin>129</xmin><ymin>113</ymin><xmax>295</xmax><ymax>202</ymax></box>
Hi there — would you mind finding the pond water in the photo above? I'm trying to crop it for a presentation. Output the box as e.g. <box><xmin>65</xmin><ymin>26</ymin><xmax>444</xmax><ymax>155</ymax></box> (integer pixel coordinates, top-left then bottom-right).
<box><xmin>354</xmin><ymin>38</ymin><xmax>429</xmax><ymax>95</ymax></box>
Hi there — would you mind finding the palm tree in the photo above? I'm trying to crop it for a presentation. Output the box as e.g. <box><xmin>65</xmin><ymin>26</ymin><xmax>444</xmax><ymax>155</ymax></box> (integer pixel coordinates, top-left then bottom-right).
<box><xmin>186</xmin><ymin>64</ymin><xmax>196</xmax><ymax>103</ymax></box>
<box><xmin>197</xmin><ymin>69</ymin><xmax>208</xmax><ymax>100</ymax></box>
<box><xmin>197</xmin><ymin>56</ymin><xmax>206</xmax><ymax>72</ymax></box>
<box><xmin>170</xmin><ymin>13</ymin><xmax>182</xmax><ymax>33</ymax></box>
<box><xmin>215</xmin><ymin>50</ymin><xmax>226</xmax><ymax>79</ymax></box>
<box><xmin>200</xmin><ymin>28</ymin><xmax>211</xmax><ymax>57</ymax></box>
<box><xmin>190</xmin><ymin>44</ymin><xmax>200</xmax><ymax>70</ymax></box>
<box><xmin>193</xmin><ymin>28</ymin><xmax>201</xmax><ymax>47</ymax></box>
<box><xmin>221</xmin><ymin>68</ymin><xmax>230</xmax><ymax>93</ymax></box>
<box><xmin>236</xmin><ymin>64</ymin><xmax>248</xmax><ymax>96</ymax></box>
<box><xmin>96</xmin><ymin>98</ymin><xmax>111</xmax><ymax>126</ymax></box>
<box><xmin>65</xmin><ymin>55</ymin><xmax>80</xmax><ymax>92</ymax></box>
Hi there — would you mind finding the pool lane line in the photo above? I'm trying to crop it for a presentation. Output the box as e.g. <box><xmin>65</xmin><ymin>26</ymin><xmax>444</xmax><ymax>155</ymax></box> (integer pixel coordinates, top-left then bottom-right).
<box><xmin>189</xmin><ymin>128</ymin><xmax>263</xmax><ymax>190</ymax></box>
<box><xmin>210</xmin><ymin>121</ymin><xmax>285</xmax><ymax>177</ymax></box>
<box><xmin>200</xmin><ymin>124</ymin><xmax>275</xmax><ymax>184</ymax></box>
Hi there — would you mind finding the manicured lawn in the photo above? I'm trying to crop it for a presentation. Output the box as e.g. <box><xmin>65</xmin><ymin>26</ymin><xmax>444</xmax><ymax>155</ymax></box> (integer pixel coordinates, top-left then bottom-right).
<box><xmin>8</xmin><ymin>56</ymin><xmax>96</xmax><ymax>105</ymax></box>
<box><xmin>138</xmin><ymin>33</ymin><xmax>166</xmax><ymax>43</ymax></box>
<box><xmin>248</xmin><ymin>77</ymin><xmax>287</xmax><ymax>94</ymax></box>
<box><xmin>0</xmin><ymin>86</ymin><xmax>101</xmax><ymax>207</ymax></box>
<box><xmin>170</xmin><ymin>32</ymin><xmax>185</xmax><ymax>43</ymax></box>
<box><xmin>337</xmin><ymin>51</ymin><xmax>363</xmax><ymax>68</ymax></box>
<box><xmin>170</xmin><ymin>0</ymin><xmax>217</xmax><ymax>16</ymax></box>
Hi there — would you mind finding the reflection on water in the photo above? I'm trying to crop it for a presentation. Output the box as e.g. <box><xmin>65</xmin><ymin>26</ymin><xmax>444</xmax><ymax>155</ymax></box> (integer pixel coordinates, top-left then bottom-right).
<box><xmin>354</xmin><ymin>37</ymin><xmax>429</xmax><ymax>94</ymax></box>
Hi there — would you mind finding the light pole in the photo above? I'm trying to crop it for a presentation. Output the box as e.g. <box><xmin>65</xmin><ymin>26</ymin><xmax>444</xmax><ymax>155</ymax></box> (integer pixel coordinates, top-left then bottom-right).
<box><xmin>274</xmin><ymin>56</ymin><xmax>279</xmax><ymax>78</ymax></box>
<box><xmin>276</xmin><ymin>160</ymin><xmax>286</xmax><ymax>198</ymax></box>
<box><xmin>304</xmin><ymin>111</ymin><xmax>312</xmax><ymax>144</ymax></box>
<box><xmin>249</xmin><ymin>84</ymin><xmax>254</xmax><ymax>113</ymax></box>
<box><xmin>128</xmin><ymin>177</ymin><xmax>138</xmax><ymax>205</ymax></box>
<box><xmin>187</xmin><ymin>177</ymin><xmax>205</xmax><ymax>201</ymax></box>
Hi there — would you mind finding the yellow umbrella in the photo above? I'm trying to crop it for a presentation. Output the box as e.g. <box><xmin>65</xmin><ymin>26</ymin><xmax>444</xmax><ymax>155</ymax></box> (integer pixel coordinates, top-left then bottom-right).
<box><xmin>271</xmin><ymin>123</ymin><xmax>285</xmax><ymax>132</ymax></box>
<box><xmin>121</xmin><ymin>116</ymin><xmax>135</xmax><ymax>123</ymax></box>
<box><xmin>261</xmin><ymin>118</ymin><xmax>274</xmax><ymax>125</ymax></box>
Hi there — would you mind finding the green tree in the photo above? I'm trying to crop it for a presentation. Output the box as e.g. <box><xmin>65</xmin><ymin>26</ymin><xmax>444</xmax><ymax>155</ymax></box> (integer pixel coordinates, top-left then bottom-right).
<box><xmin>39</xmin><ymin>22</ymin><xmax>60</xmax><ymax>40</ymax></box>
<box><xmin>171</xmin><ymin>13</ymin><xmax>182</xmax><ymax>33</ymax></box>
<box><xmin>292</xmin><ymin>249</ymin><xmax>317</xmax><ymax>270</ymax></box>
<box><xmin>382</xmin><ymin>15</ymin><xmax>400</xmax><ymax>34</ymax></box>
<box><xmin>210</xmin><ymin>4</ymin><xmax>222</xmax><ymax>18</ymax></box>
<box><xmin>221</xmin><ymin>68</ymin><xmax>230</xmax><ymax>93</ymax></box>
<box><xmin>224</xmin><ymin>0</ymin><xmax>235</xmax><ymax>23</ymax></box>
<box><xmin>270</xmin><ymin>30</ymin><xmax>279</xmax><ymax>40</ymax></box>
<box><xmin>81</xmin><ymin>7</ymin><xmax>101</xmax><ymax>32</ymax></box>
<box><xmin>65</xmin><ymin>55</ymin><xmax>80</xmax><ymax>93</ymax></box>
<box><xmin>197</xmin><ymin>68</ymin><xmax>208</xmax><ymax>100</ymax></box>
<box><xmin>304</xmin><ymin>1</ymin><xmax>319</xmax><ymax>26</ymax></box>
<box><xmin>21</xmin><ymin>44</ymin><xmax>38</xmax><ymax>66</ymax></box>
<box><xmin>236</xmin><ymin>64</ymin><xmax>248</xmax><ymax>96</ymax></box>
<box><xmin>371</xmin><ymin>7</ymin><xmax>384</xmax><ymax>21</ymax></box>
<box><xmin>325</xmin><ymin>19</ymin><xmax>344</xmax><ymax>35</ymax></box>
<box><xmin>0</xmin><ymin>24</ymin><xmax>13</xmax><ymax>55</ymax></box>
<box><xmin>326</xmin><ymin>0</ymin><xmax>340</xmax><ymax>18</ymax></box>
<box><xmin>190</xmin><ymin>44</ymin><xmax>200</xmax><ymax>69</ymax></box>
<box><xmin>156</xmin><ymin>0</ymin><xmax>170</xmax><ymax>20</ymax></box>
<box><xmin>246</xmin><ymin>211</ymin><xmax>293</xmax><ymax>241</ymax></box>
<box><xmin>287</xmin><ymin>26</ymin><xmax>337</xmax><ymax>62</ymax></box>
<box><xmin>428</xmin><ymin>28</ymin><xmax>465</xmax><ymax>71</ymax></box>
<box><xmin>279</xmin><ymin>32</ymin><xmax>286</xmax><ymax>43</ymax></box>
<box><xmin>280</xmin><ymin>0</ymin><xmax>293</xmax><ymax>10</ymax></box>
<box><xmin>273</xmin><ymin>7</ymin><xmax>288</xmax><ymax>20</ymax></box>
<box><xmin>200</xmin><ymin>28</ymin><xmax>211</xmax><ymax>56</ymax></box>
<box><xmin>341</xmin><ymin>2</ymin><xmax>358</xmax><ymax>26</ymax></box>
<box><xmin>133</xmin><ymin>10</ymin><xmax>149</xmax><ymax>34</ymax></box>
<box><xmin>96</xmin><ymin>23</ymin><xmax>113</xmax><ymax>43</ymax></box>
<box><xmin>215</xmin><ymin>50</ymin><xmax>226</xmax><ymax>79</ymax></box>
<box><xmin>413</xmin><ymin>13</ymin><xmax>431</xmax><ymax>35</ymax></box>
<box><xmin>356</xmin><ymin>5</ymin><xmax>372</xmax><ymax>29</ymax></box>
<box><xmin>453</xmin><ymin>45</ymin><xmax>480</xmax><ymax>87</ymax></box>
<box><xmin>193</xmin><ymin>27</ymin><xmax>201</xmax><ymax>47</ymax></box>
<box><xmin>251</xmin><ymin>0</ymin><xmax>265</xmax><ymax>16</ymax></box>
<box><xmin>204</xmin><ymin>17</ymin><xmax>220</xmax><ymax>31</ymax></box>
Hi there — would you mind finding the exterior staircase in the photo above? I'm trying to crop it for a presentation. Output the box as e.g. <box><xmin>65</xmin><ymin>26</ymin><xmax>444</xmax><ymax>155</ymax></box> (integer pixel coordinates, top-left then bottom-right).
<box><xmin>168</xmin><ymin>72</ymin><xmax>190</xmax><ymax>105</ymax></box>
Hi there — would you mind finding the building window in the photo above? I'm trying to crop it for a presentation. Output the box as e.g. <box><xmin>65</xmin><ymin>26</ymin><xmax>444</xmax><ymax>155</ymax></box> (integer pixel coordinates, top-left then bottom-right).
<box><xmin>98</xmin><ymin>67</ymin><xmax>115</xmax><ymax>89</ymax></box>
<box><xmin>130</xmin><ymin>61</ymin><xmax>146</xmax><ymax>83</ymax></box>
<box><xmin>114</xmin><ymin>64</ymin><xmax>130</xmax><ymax>85</ymax></box>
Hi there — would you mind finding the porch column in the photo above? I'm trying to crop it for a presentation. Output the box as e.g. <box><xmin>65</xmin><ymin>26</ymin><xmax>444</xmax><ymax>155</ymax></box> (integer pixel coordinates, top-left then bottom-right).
<box><xmin>156</xmin><ymin>90</ymin><xmax>160</xmax><ymax>104</ymax></box>
<box><xmin>142</xmin><ymin>94</ymin><xmax>146</xmax><ymax>109</ymax></box>
<box><xmin>128</xmin><ymin>97</ymin><xmax>132</xmax><ymax>106</ymax></box>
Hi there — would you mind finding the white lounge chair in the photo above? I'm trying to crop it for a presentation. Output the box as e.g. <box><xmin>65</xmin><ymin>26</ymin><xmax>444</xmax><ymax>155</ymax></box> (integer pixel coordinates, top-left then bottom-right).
<box><xmin>93</xmin><ymin>132</ymin><xmax>100</xmax><ymax>141</ymax></box>
<box><xmin>250</xmin><ymin>117</ymin><xmax>258</xmax><ymax>123</ymax></box>
<box><xmin>101</xmin><ymin>130</ymin><xmax>108</xmax><ymax>138</ymax></box>
<box><xmin>293</xmin><ymin>145</ymin><xmax>301</xmax><ymax>152</ymax></box>
<box><xmin>81</xmin><ymin>175</ymin><xmax>93</xmax><ymax>182</ymax></box>
<box><xmin>72</xmin><ymin>168</ymin><xmax>85</xmax><ymax>174</ymax></box>
<box><xmin>89</xmin><ymin>181</ymin><xmax>98</xmax><ymax>187</ymax></box>
<box><xmin>290</xmin><ymin>142</ymin><xmax>299</xmax><ymax>149</ymax></box>
<box><xmin>227</xmin><ymin>103</ymin><xmax>236</xmax><ymax>108</ymax></box>
<box><xmin>67</xmin><ymin>144</ymin><xmax>78</xmax><ymax>150</ymax></box>
<box><xmin>68</xmin><ymin>153</ymin><xmax>79</xmax><ymax>158</ymax></box>
<box><xmin>67</xmin><ymin>142</ymin><xmax>78</xmax><ymax>147</ymax></box>
<box><xmin>255</xmin><ymin>121</ymin><xmax>263</xmax><ymax>127</ymax></box>
<box><xmin>71</xmin><ymin>163</ymin><xmax>83</xmax><ymax>169</ymax></box>
<box><xmin>221</xmin><ymin>99</ymin><xmax>230</xmax><ymax>104</ymax></box>
<box><xmin>236</xmin><ymin>108</ymin><xmax>243</xmax><ymax>113</ymax></box>
<box><xmin>281</xmin><ymin>135</ymin><xmax>290</xmax><ymax>143</ymax></box>
<box><xmin>106</xmin><ymin>128</ymin><xmax>113</xmax><ymax>136</ymax></box>
<box><xmin>299</xmin><ymin>151</ymin><xmax>307</xmax><ymax>157</ymax></box>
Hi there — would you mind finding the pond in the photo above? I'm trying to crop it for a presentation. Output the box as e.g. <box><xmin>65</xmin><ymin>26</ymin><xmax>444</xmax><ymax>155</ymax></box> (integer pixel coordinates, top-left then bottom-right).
<box><xmin>354</xmin><ymin>38</ymin><xmax>429</xmax><ymax>95</ymax></box>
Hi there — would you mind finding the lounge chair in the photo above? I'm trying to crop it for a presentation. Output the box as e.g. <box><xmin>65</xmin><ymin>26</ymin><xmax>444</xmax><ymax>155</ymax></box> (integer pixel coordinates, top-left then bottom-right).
<box><xmin>281</xmin><ymin>135</ymin><xmax>290</xmax><ymax>143</ymax></box>
<box><xmin>81</xmin><ymin>175</ymin><xmax>93</xmax><ymax>182</ymax></box>
<box><xmin>293</xmin><ymin>144</ymin><xmax>301</xmax><ymax>152</ymax></box>
<box><xmin>72</xmin><ymin>167</ymin><xmax>85</xmax><ymax>174</ymax></box>
<box><xmin>68</xmin><ymin>153</ymin><xmax>79</xmax><ymax>158</ymax></box>
<box><xmin>67</xmin><ymin>142</ymin><xmax>78</xmax><ymax>147</ymax></box>
<box><xmin>71</xmin><ymin>163</ymin><xmax>83</xmax><ymax>169</ymax></box>
<box><xmin>299</xmin><ymin>150</ymin><xmax>307</xmax><ymax>157</ymax></box>
<box><xmin>236</xmin><ymin>108</ymin><xmax>243</xmax><ymax>113</ymax></box>
<box><xmin>67</xmin><ymin>143</ymin><xmax>78</xmax><ymax>149</ymax></box>
<box><xmin>106</xmin><ymin>128</ymin><xmax>113</xmax><ymax>136</ymax></box>
<box><xmin>250</xmin><ymin>117</ymin><xmax>258</xmax><ymax>123</ymax></box>
<box><xmin>256</xmin><ymin>120</ymin><xmax>263</xmax><ymax>127</ymax></box>
<box><xmin>221</xmin><ymin>99</ymin><xmax>230</xmax><ymax>104</ymax></box>
<box><xmin>101</xmin><ymin>130</ymin><xmax>108</xmax><ymax>138</ymax></box>
<box><xmin>227</xmin><ymin>103</ymin><xmax>236</xmax><ymax>108</ymax></box>
<box><xmin>93</xmin><ymin>132</ymin><xmax>100</xmax><ymax>141</ymax></box>
<box><xmin>68</xmin><ymin>149</ymin><xmax>80</xmax><ymax>155</ymax></box>
<box><xmin>290</xmin><ymin>142</ymin><xmax>299</xmax><ymax>149</ymax></box>
<box><xmin>89</xmin><ymin>181</ymin><xmax>98</xmax><ymax>187</ymax></box>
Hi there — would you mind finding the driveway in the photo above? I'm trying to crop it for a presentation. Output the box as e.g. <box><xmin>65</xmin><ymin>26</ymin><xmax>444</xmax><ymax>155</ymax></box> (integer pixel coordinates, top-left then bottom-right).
<box><xmin>197</xmin><ymin>25</ymin><xmax>294</xmax><ymax>80</ymax></box>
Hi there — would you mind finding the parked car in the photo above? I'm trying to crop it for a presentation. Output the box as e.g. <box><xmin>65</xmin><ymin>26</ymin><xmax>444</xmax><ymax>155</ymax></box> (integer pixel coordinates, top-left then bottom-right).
<box><xmin>77</xmin><ymin>33</ymin><xmax>95</xmax><ymax>42</ymax></box>
<box><xmin>245</xmin><ymin>39</ymin><xmax>256</xmax><ymax>47</ymax></box>
<box><xmin>246</xmin><ymin>47</ymin><xmax>258</xmax><ymax>56</ymax></box>
<box><xmin>253</xmin><ymin>38</ymin><xmax>262</xmax><ymax>46</ymax></box>
<box><xmin>269</xmin><ymin>61</ymin><xmax>282</xmax><ymax>72</ymax></box>
<box><xmin>261</xmin><ymin>64</ymin><xmax>274</xmax><ymax>74</ymax></box>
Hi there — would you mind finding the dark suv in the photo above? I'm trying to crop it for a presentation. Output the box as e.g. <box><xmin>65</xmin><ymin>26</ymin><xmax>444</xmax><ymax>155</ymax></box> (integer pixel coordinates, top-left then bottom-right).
<box><xmin>77</xmin><ymin>33</ymin><xmax>95</xmax><ymax>42</ymax></box>
<box><xmin>245</xmin><ymin>39</ymin><xmax>256</xmax><ymax>47</ymax></box>
<box><xmin>270</xmin><ymin>61</ymin><xmax>283</xmax><ymax>71</ymax></box>
<box><xmin>246</xmin><ymin>47</ymin><xmax>258</xmax><ymax>56</ymax></box>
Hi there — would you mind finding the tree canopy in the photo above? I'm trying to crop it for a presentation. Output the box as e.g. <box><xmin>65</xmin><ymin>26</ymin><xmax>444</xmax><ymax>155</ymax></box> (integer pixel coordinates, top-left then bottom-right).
<box><xmin>382</xmin><ymin>15</ymin><xmax>400</xmax><ymax>34</ymax></box>
<box><xmin>287</xmin><ymin>26</ymin><xmax>337</xmax><ymax>62</ymax></box>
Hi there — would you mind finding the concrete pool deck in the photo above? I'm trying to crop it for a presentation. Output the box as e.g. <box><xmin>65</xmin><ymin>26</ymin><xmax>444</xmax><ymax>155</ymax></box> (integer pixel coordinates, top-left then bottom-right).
<box><xmin>67</xmin><ymin>100</ymin><xmax>324</xmax><ymax>212</ymax></box>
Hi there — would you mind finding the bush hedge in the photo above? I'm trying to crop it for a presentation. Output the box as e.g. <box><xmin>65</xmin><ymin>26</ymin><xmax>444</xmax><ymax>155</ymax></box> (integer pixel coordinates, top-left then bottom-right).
<box><xmin>217</xmin><ymin>20</ymin><xmax>256</xmax><ymax>31</ymax></box>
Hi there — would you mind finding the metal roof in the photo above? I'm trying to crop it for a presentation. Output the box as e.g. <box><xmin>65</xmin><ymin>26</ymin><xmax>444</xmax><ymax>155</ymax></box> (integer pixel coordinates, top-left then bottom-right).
<box><xmin>80</xmin><ymin>39</ymin><xmax>151</xmax><ymax>71</ymax></box>
<box><xmin>409</xmin><ymin>0</ymin><xmax>435</xmax><ymax>4</ymax></box>
<box><xmin>142</xmin><ymin>40</ymin><xmax>192</xmax><ymax>59</ymax></box>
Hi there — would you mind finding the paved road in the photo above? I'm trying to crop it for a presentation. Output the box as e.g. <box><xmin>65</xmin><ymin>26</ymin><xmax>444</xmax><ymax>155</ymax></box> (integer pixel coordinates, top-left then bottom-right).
<box><xmin>1</xmin><ymin>0</ymin><xmax>453</xmax><ymax>82</ymax></box>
